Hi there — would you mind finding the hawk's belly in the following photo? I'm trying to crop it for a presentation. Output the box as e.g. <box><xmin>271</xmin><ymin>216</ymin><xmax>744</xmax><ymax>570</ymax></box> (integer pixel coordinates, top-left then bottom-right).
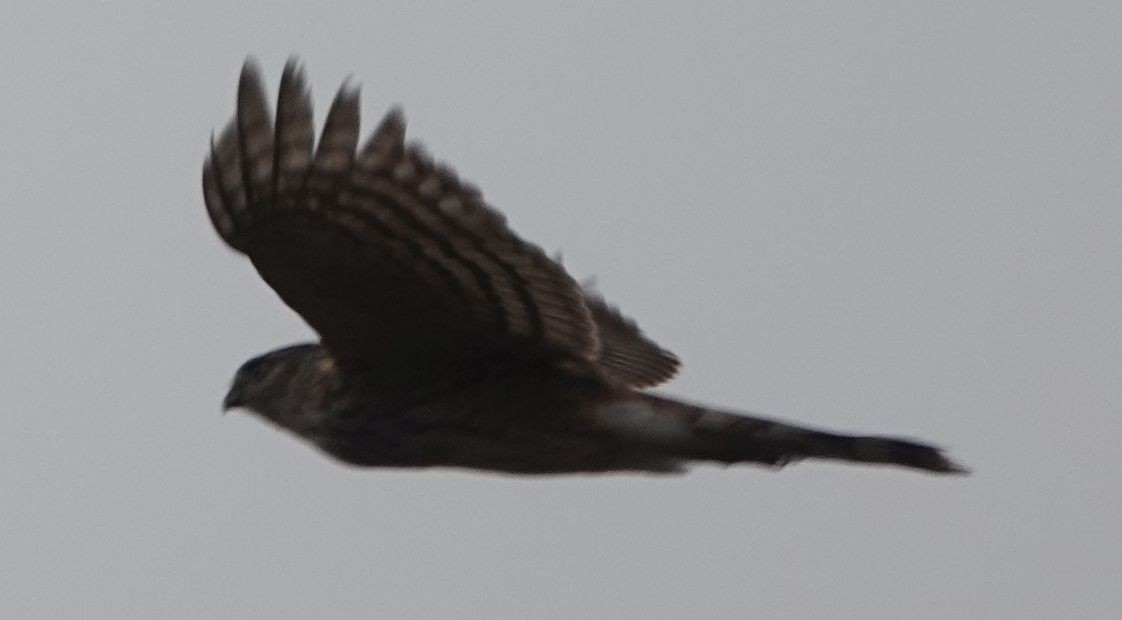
<box><xmin>308</xmin><ymin>396</ymin><xmax>683</xmax><ymax>474</ymax></box>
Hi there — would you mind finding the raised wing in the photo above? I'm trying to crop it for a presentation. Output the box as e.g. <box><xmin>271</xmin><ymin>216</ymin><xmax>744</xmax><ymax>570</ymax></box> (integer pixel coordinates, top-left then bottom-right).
<box><xmin>204</xmin><ymin>60</ymin><xmax>599</xmax><ymax>373</ymax></box>
<box><xmin>203</xmin><ymin>59</ymin><xmax>680</xmax><ymax>387</ymax></box>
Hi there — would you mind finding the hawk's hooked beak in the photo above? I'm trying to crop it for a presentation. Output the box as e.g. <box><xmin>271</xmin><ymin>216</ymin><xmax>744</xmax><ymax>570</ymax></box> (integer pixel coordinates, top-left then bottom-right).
<box><xmin>222</xmin><ymin>386</ymin><xmax>244</xmax><ymax>413</ymax></box>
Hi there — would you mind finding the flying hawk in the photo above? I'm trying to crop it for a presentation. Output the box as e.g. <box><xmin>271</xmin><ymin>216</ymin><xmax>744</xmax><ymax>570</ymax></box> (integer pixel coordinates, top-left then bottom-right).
<box><xmin>204</xmin><ymin>59</ymin><xmax>965</xmax><ymax>475</ymax></box>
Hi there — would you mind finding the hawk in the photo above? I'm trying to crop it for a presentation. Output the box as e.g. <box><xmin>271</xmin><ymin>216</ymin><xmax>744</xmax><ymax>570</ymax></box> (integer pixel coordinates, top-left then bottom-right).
<box><xmin>204</xmin><ymin>59</ymin><xmax>965</xmax><ymax>475</ymax></box>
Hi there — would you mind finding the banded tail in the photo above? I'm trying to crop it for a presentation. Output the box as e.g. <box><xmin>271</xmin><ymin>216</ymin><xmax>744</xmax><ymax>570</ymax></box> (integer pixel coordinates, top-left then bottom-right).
<box><xmin>597</xmin><ymin>395</ymin><xmax>967</xmax><ymax>474</ymax></box>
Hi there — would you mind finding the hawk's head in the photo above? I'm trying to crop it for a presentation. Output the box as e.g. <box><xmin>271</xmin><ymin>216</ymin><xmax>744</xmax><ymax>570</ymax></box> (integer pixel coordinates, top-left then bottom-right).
<box><xmin>223</xmin><ymin>343</ymin><xmax>323</xmax><ymax>421</ymax></box>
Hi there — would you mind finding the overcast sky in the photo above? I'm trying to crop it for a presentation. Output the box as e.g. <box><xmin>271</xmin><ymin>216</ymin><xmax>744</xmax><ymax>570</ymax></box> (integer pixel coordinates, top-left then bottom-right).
<box><xmin>2</xmin><ymin>2</ymin><xmax>1119</xmax><ymax>618</ymax></box>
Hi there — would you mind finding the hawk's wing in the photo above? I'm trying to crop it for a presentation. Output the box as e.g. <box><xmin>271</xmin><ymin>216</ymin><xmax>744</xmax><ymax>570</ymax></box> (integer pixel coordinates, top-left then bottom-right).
<box><xmin>203</xmin><ymin>59</ymin><xmax>677</xmax><ymax>386</ymax></box>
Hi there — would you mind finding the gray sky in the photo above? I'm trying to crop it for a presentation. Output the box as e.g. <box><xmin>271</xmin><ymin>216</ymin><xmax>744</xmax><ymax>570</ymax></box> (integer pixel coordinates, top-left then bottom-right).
<box><xmin>2</xmin><ymin>2</ymin><xmax>1119</xmax><ymax>618</ymax></box>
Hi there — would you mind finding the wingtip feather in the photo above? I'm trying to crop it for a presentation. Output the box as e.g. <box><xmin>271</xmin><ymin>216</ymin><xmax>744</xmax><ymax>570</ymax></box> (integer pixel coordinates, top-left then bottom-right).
<box><xmin>275</xmin><ymin>56</ymin><xmax>314</xmax><ymax>192</ymax></box>
<box><xmin>313</xmin><ymin>81</ymin><xmax>362</xmax><ymax>174</ymax></box>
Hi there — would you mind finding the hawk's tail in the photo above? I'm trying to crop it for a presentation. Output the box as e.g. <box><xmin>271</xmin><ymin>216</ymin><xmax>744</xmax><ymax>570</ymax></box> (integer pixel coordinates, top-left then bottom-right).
<box><xmin>599</xmin><ymin>395</ymin><xmax>967</xmax><ymax>474</ymax></box>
